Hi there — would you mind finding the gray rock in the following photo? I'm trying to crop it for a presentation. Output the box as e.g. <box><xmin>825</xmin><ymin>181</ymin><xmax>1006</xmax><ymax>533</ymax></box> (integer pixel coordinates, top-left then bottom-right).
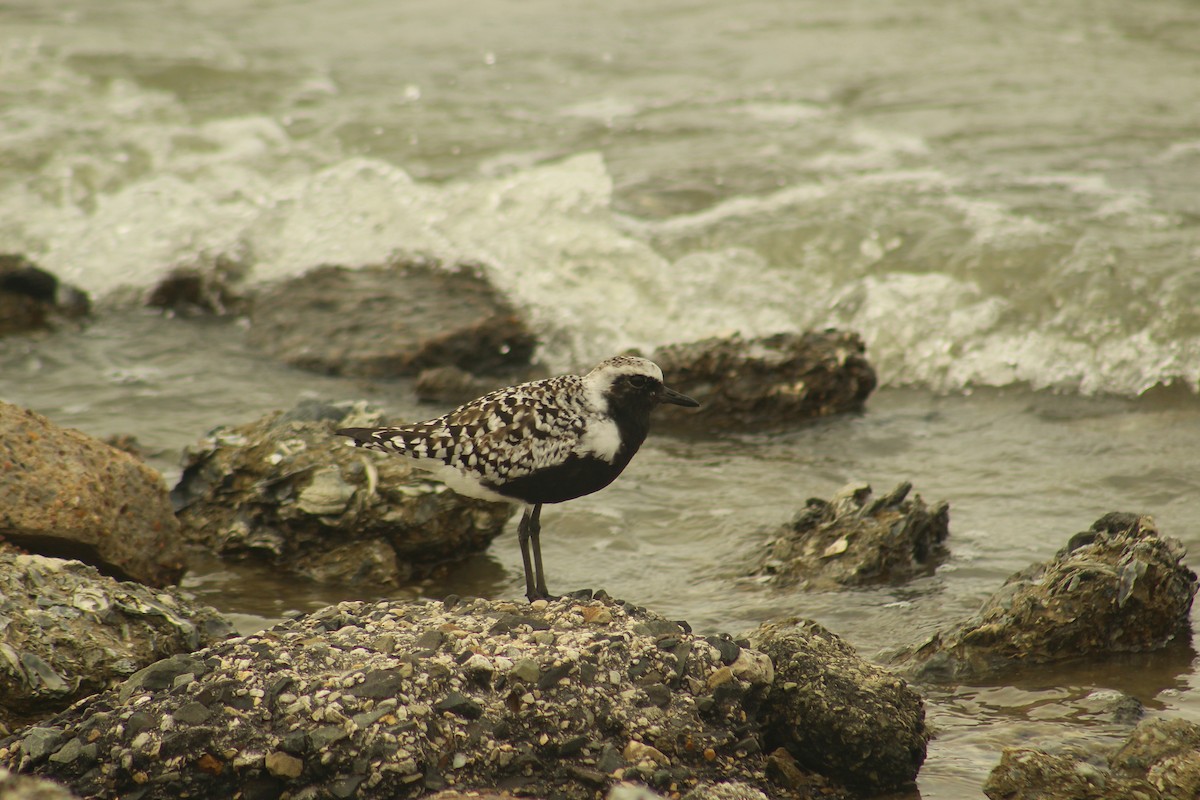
<box><xmin>984</xmin><ymin>717</ymin><xmax>1200</xmax><ymax>800</ymax></box>
<box><xmin>144</xmin><ymin>253</ymin><xmax>249</xmax><ymax>316</ymax></box>
<box><xmin>415</xmin><ymin>364</ymin><xmax>548</xmax><ymax>407</ymax></box>
<box><xmin>0</xmin><ymin>766</ymin><xmax>82</xmax><ymax>800</ymax></box>
<box><xmin>0</xmin><ymin>401</ymin><xmax>186</xmax><ymax>587</ymax></box>
<box><xmin>745</xmin><ymin>618</ymin><xmax>927</xmax><ymax>794</ymax></box>
<box><xmin>891</xmin><ymin>514</ymin><xmax>1197</xmax><ymax>681</ymax></box>
<box><xmin>0</xmin><ymin>551</ymin><xmax>232</xmax><ymax>731</ymax></box>
<box><xmin>752</xmin><ymin>482</ymin><xmax>950</xmax><ymax>590</ymax></box>
<box><xmin>0</xmin><ymin>596</ymin><xmax>881</xmax><ymax>799</ymax></box>
<box><xmin>651</xmin><ymin>330</ymin><xmax>876</xmax><ymax>431</ymax></box>
<box><xmin>173</xmin><ymin>400</ymin><xmax>514</xmax><ymax>585</ymax></box>
<box><xmin>246</xmin><ymin>256</ymin><xmax>537</xmax><ymax>379</ymax></box>
<box><xmin>0</xmin><ymin>255</ymin><xmax>90</xmax><ymax>337</ymax></box>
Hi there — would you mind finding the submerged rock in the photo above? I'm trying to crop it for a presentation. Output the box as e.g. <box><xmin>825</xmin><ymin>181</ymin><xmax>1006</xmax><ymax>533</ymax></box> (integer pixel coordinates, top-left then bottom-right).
<box><xmin>0</xmin><ymin>594</ymin><xmax>922</xmax><ymax>799</ymax></box>
<box><xmin>0</xmin><ymin>401</ymin><xmax>186</xmax><ymax>587</ymax></box>
<box><xmin>0</xmin><ymin>549</ymin><xmax>233</xmax><ymax>733</ymax></box>
<box><xmin>984</xmin><ymin>717</ymin><xmax>1200</xmax><ymax>800</ymax></box>
<box><xmin>891</xmin><ymin>513</ymin><xmax>1197</xmax><ymax>681</ymax></box>
<box><xmin>0</xmin><ymin>255</ymin><xmax>90</xmax><ymax>337</ymax></box>
<box><xmin>173</xmin><ymin>400</ymin><xmax>515</xmax><ymax>586</ymax></box>
<box><xmin>247</xmin><ymin>256</ymin><xmax>537</xmax><ymax>379</ymax></box>
<box><xmin>746</xmin><ymin>619</ymin><xmax>927</xmax><ymax>794</ymax></box>
<box><xmin>651</xmin><ymin>331</ymin><xmax>876</xmax><ymax>430</ymax></box>
<box><xmin>752</xmin><ymin>482</ymin><xmax>950</xmax><ymax>590</ymax></box>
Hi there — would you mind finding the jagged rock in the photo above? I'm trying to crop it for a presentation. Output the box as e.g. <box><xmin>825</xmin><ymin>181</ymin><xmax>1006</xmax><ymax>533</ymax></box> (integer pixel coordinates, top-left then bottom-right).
<box><xmin>0</xmin><ymin>549</ymin><xmax>233</xmax><ymax>733</ymax></box>
<box><xmin>0</xmin><ymin>767</ymin><xmax>82</xmax><ymax>800</ymax></box>
<box><xmin>0</xmin><ymin>594</ymin><xmax>875</xmax><ymax>800</ymax></box>
<box><xmin>751</xmin><ymin>482</ymin><xmax>950</xmax><ymax>590</ymax></box>
<box><xmin>173</xmin><ymin>400</ymin><xmax>515</xmax><ymax>586</ymax></box>
<box><xmin>891</xmin><ymin>513</ymin><xmax>1197</xmax><ymax>681</ymax></box>
<box><xmin>0</xmin><ymin>401</ymin><xmax>186</xmax><ymax>587</ymax></box>
<box><xmin>984</xmin><ymin>717</ymin><xmax>1200</xmax><ymax>800</ymax></box>
<box><xmin>0</xmin><ymin>255</ymin><xmax>90</xmax><ymax>337</ymax></box>
<box><xmin>246</xmin><ymin>256</ymin><xmax>537</xmax><ymax>379</ymax></box>
<box><xmin>745</xmin><ymin>618</ymin><xmax>927</xmax><ymax>794</ymax></box>
<box><xmin>651</xmin><ymin>331</ymin><xmax>876</xmax><ymax>430</ymax></box>
<box><xmin>145</xmin><ymin>253</ymin><xmax>249</xmax><ymax>316</ymax></box>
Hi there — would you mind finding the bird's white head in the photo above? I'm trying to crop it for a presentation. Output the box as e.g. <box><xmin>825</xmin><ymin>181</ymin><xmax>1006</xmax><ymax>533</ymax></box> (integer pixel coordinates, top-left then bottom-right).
<box><xmin>582</xmin><ymin>356</ymin><xmax>699</xmax><ymax>413</ymax></box>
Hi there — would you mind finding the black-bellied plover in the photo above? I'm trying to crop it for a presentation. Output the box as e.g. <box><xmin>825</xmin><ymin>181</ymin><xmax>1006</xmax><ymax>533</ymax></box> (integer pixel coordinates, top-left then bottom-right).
<box><xmin>336</xmin><ymin>355</ymin><xmax>700</xmax><ymax>600</ymax></box>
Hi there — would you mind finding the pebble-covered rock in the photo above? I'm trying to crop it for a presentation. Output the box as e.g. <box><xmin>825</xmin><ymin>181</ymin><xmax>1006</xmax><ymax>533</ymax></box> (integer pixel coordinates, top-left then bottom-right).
<box><xmin>0</xmin><ymin>549</ymin><xmax>233</xmax><ymax>733</ymax></box>
<box><xmin>746</xmin><ymin>618</ymin><xmax>927</xmax><ymax>794</ymax></box>
<box><xmin>0</xmin><ymin>401</ymin><xmax>186</xmax><ymax>587</ymax></box>
<box><xmin>891</xmin><ymin>513</ymin><xmax>1197</xmax><ymax>681</ymax></box>
<box><xmin>984</xmin><ymin>717</ymin><xmax>1200</xmax><ymax>800</ymax></box>
<box><xmin>751</xmin><ymin>482</ymin><xmax>950</xmax><ymax>590</ymax></box>
<box><xmin>0</xmin><ymin>255</ymin><xmax>90</xmax><ymax>337</ymax></box>
<box><xmin>173</xmin><ymin>400</ymin><xmax>515</xmax><ymax>585</ymax></box>
<box><xmin>246</xmin><ymin>256</ymin><xmax>537</xmax><ymax>379</ymax></box>
<box><xmin>0</xmin><ymin>594</ymin><xmax>880</xmax><ymax>800</ymax></box>
<box><xmin>651</xmin><ymin>331</ymin><xmax>876</xmax><ymax>430</ymax></box>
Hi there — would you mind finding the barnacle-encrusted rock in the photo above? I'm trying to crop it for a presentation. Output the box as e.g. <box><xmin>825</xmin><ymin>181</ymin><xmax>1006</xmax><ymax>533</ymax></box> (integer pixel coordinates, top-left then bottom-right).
<box><xmin>0</xmin><ymin>549</ymin><xmax>233</xmax><ymax>733</ymax></box>
<box><xmin>173</xmin><ymin>400</ymin><xmax>515</xmax><ymax>586</ymax></box>
<box><xmin>0</xmin><ymin>255</ymin><xmax>90</xmax><ymax>337</ymax></box>
<box><xmin>0</xmin><ymin>401</ymin><xmax>185</xmax><ymax>587</ymax></box>
<box><xmin>891</xmin><ymin>513</ymin><xmax>1197</xmax><ymax>681</ymax></box>
<box><xmin>247</xmin><ymin>256</ymin><xmax>537</xmax><ymax>379</ymax></box>
<box><xmin>651</xmin><ymin>331</ymin><xmax>876</xmax><ymax>430</ymax></box>
<box><xmin>0</xmin><ymin>594</ymin><xmax>912</xmax><ymax>799</ymax></box>
<box><xmin>746</xmin><ymin>618</ymin><xmax>927</xmax><ymax>793</ymax></box>
<box><xmin>752</xmin><ymin>482</ymin><xmax>950</xmax><ymax>590</ymax></box>
<box><xmin>984</xmin><ymin>717</ymin><xmax>1200</xmax><ymax>800</ymax></box>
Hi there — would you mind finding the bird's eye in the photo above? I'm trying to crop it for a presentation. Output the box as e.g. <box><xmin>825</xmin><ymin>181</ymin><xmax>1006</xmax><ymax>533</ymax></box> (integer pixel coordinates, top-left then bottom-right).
<box><xmin>627</xmin><ymin>375</ymin><xmax>648</xmax><ymax>388</ymax></box>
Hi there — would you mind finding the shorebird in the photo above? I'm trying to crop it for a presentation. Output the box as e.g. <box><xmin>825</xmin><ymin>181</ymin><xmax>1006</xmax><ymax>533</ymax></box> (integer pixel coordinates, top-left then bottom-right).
<box><xmin>336</xmin><ymin>355</ymin><xmax>700</xmax><ymax>600</ymax></box>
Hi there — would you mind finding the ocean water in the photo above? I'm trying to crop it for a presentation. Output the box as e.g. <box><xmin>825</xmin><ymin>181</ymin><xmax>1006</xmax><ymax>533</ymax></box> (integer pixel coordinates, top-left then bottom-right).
<box><xmin>2</xmin><ymin>1</ymin><xmax>1200</xmax><ymax>796</ymax></box>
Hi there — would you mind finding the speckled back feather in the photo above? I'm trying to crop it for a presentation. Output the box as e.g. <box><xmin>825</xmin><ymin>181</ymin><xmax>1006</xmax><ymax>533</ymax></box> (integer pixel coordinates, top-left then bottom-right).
<box><xmin>341</xmin><ymin>374</ymin><xmax>593</xmax><ymax>493</ymax></box>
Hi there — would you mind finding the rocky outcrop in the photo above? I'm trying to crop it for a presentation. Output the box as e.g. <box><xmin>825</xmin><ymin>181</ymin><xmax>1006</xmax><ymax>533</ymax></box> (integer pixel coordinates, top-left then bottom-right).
<box><xmin>246</xmin><ymin>257</ymin><xmax>537</xmax><ymax>379</ymax></box>
<box><xmin>746</xmin><ymin>619</ymin><xmax>927</xmax><ymax>794</ymax></box>
<box><xmin>0</xmin><ymin>549</ymin><xmax>233</xmax><ymax>734</ymax></box>
<box><xmin>651</xmin><ymin>331</ymin><xmax>876</xmax><ymax>430</ymax></box>
<box><xmin>0</xmin><ymin>593</ymin><xmax>926</xmax><ymax>799</ymax></box>
<box><xmin>984</xmin><ymin>717</ymin><xmax>1200</xmax><ymax>800</ymax></box>
<box><xmin>751</xmin><ymin>482</ymin><xmax>950</xmax><ymax>590</ymax></box>
<box><xmin>0</xmin><ymin>255</ymin><xmax>90</xmax><ymax>337</ymax></box>
<box><xmin>0</xmin><ymin>401</ymin><xmax>186</xmax><ymax>587</ymax></box>
<box><xmin>891</xmin><ymin>513</ymin><xmax>1197</xmax><ymax>681</ymax></box>
<box><xmin>173</xmin><ymin>400</ymin><xmax>515</xmax><ymax>586</ymax></box>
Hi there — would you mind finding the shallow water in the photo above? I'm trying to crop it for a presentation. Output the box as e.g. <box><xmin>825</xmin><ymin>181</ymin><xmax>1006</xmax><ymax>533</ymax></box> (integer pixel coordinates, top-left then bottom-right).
<box><xmin>4</xmin><ymin>314</ymin><xmax>1200</xmax><ymax>797</ymax></box>
<box><xmin>3</xmin><ymin>0</ymin><xmax>1200</xmax><ymax>796</ymax></box>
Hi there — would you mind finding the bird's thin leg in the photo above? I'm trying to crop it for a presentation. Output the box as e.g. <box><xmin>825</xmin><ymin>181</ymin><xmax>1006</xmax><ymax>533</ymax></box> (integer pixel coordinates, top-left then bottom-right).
<box><xmin>517</xmin><ymin>505</ymin><xmax>537</xmax><ymax>601</ymax></box>
<box><xmin>527</xmin><ymin>503</ymin><xmax>550</xmax><ymax>600</ymax></box>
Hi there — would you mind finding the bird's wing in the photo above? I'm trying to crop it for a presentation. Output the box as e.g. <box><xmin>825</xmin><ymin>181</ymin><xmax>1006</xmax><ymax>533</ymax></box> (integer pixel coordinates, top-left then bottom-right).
<box><xmin>336</xmin><ymin>375</ymin><xmax>590</xmax><ymax>485</ymax></box>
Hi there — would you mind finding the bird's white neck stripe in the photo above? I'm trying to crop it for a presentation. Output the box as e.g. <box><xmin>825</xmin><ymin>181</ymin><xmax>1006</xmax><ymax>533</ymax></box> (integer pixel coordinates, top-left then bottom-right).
<box><xmin>578</xmin><ymin>417</ymin><xmax>621</xmax><ymax>463</ymax></box>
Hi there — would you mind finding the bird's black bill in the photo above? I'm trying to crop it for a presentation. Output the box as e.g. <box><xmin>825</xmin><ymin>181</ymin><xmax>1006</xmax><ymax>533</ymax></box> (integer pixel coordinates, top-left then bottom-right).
<box><xmin>660</xmin><ymin>385</ymin><xmax>700</xmax><ymax>407</ymax></box>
